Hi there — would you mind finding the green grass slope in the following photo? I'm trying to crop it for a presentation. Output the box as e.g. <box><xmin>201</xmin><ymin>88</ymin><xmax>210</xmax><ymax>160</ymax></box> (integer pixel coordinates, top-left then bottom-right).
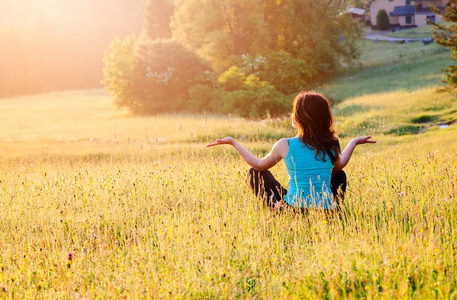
<box><xmin>318</xmin><ymin>40</ymin><xmax>452</xmax><ymax>102</ymax></box>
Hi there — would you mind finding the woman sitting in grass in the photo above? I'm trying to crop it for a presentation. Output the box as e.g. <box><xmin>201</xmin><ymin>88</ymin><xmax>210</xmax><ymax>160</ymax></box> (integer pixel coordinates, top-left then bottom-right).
<box><xmin>207</xmin><ymin>91</ymin><xmax>375</xmax><ymax>212</ymax></box>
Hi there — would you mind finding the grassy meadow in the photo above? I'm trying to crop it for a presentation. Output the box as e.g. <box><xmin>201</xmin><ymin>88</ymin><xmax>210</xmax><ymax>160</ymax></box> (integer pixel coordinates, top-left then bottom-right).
<box><xmin>386</xmin><ymin>25</ymin><xmax>434</xmax><ymax>39</ymax></box>
<box><xmin>0</xmin><ymin>40</ymin><xmax>457</xmax><ymax>298</ymax></box>
<box><xmin>319</xmin><ymin>40</ymin><xmax>451</xmax><ymax>103</ymax></box>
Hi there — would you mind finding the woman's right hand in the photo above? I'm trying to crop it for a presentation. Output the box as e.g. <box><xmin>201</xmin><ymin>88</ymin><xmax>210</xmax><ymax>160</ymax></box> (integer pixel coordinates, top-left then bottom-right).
<box><xmin>351</xmin><ymin>136</ymin><xmax>376</xmax><ymax>146</ymax></box>
<box><xmin>206</xmin><ymin>137</ymin><xmax>236</xmax><ymax>148</ymax></box>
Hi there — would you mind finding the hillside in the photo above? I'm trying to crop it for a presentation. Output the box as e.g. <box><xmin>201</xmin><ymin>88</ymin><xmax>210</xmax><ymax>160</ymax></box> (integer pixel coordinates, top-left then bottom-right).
<box><xmin>317</xmin><ymin>39</ymin><xmax>456</xmax><ymax>138</ymax></box>
<box><xmin>318</xmin><ymin>40</ymin><xmax>452</xmax><ymax>102</ymax></box>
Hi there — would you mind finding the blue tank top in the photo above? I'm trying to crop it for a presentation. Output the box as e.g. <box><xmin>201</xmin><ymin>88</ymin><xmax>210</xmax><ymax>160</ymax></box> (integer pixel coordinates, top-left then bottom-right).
<box><xmin>284</xmin><ymin>137</ymin><xmax>336</xmax><ymax>209</ymax></box>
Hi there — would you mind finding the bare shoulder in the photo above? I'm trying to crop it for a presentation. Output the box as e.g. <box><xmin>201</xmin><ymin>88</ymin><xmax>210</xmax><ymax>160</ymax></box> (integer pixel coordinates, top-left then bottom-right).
<box><xmin>272</xmin><ymin>138</ymin><xmax>289</xmax><ymax>158</ymax></box>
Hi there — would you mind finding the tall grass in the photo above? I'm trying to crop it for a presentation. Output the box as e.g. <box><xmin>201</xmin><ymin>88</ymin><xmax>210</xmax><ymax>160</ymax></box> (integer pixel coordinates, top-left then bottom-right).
<box><xmin>0</xmin><ymin>90</ymin><xmax>456</xmax><ymax>298</ymax></box>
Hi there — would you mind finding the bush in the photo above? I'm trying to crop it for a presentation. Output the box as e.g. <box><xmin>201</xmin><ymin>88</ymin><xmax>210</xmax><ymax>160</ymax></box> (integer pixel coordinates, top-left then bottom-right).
<box><xmin>248</xmin><ymin>85</ymin><xmax>290</xmax><ymax>118</ymax></box>
<box><xmin>102</xmin><ymin>36</ymin><xmax>141</xmax><ymax>112</ymax></box>
<box><xmin>136</xmin><ymin>39</ymin><xmax>213</xmax><ymax>113</ymax></box>
<box><xmin>103</xmin><ymin>37</ymin><xmax>213</xmax><ymax>114</ymax></box>
<box><xmin>241</xmin><ymin>52</ymin><xmax>310</xmax><ymax>94</ymax></box>
<box><xmin>219</xmin><ymin>80</ymin><xmax>289</xmax><ymax>118</ymax></box>
<box><xmin>376</xmin><ymin>9</ymin><xmax>390</xmax><ymax>30</ymax></box>
<box><xmin>217</xmin><ymin>66</ymin><xmax>246</xmax><ymax>91</ymax></box>
<box><xmin>214</xmin><ymin>64</ymin><xmax>291</xmax><ymax>118</ymax></box>
<box><xmin>187</xmin><ymin>84</ymin><xmax>223</xmax><ymax>113</ymax></box>
<box><xmin>221</xmin><ymin>89</ymin><xmax>257</xmax><ymax>117</ymax></box>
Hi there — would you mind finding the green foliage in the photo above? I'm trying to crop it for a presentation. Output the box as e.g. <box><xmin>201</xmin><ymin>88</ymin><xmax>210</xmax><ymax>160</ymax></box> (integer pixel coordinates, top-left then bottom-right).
<box><xmin>103</xmin><ymin>37</ymin><xmax>212</xmax><ymax>114</ymax></box>
<box><xmin>135</xmin><ymin>39</ymin><xmax>212</xmax><ymax>113</ymax></box>
<box><xmin>104</xmin><ymin>0</ymin><xmax>362</xmax><ymax>117</ymax></box>
<box><xmin>218</xmin><ymin>66</ymin><xmax>246</xmax><ymax>91</ymax></box>
<box><xmin>318</xmin><ymin>40</ymin><xmax>451</xmax><ymax>103</ymax></box>
<box><xmin>187</xmin><ymin>84</ymin><xmax>222</xmax><ymax>113</ymax></box>
<box><xmin>220</xmin><ymin>84</ymin><xmax>289</xmax><ymax>118</ymax></box>
<box><xmin>411</xmin><ymin>114</ymin><xmax>438</xmax><ymax>124</ymax></box>
<box><xmin>215</xmin><ymin>64</ymin><xmax>290</xmax><ymax>118</ymax></box>
<box><xmin>247</xmin><ymin>84</ymin><xmax>290</xmax><ymax>118</ymax></box>
<box><xmin>386</xmin><ymin>24</ymin><xmax>434</xmax><ymax>38</ymax></box>
<box><xmin>221</xmin><ymin>89</ymin><xmax>257</xmax><ymax>116</ymax></box>
<box><xmin>188</xmin><ymin>70</ymin><xmax>290</xmax><ymax>118</ymax></box>
<box><xmin>376</xmin><ymin>9</ymin><xmax>390</xmax><ymax>30</ymax></box>
<box><xmin>384</xmin><ymin>125</ymin><xmax>422</xmax><ymax>136</ymax></box>
<box><xmin>174</xmin><ymin>0</ymin><xmax>361</xmax><ymax>82</ymax></box>
<box><xmin>431</xmin><ymin>0</ymin><xmax>457</xmax><ymax>88</ymax></box>
<box><xmin>102</xmin><ymin>35</ymin><xmax>140</xmax><ymax>112</ymax></box>
<box><xmin>240</xmin><ymin>52</ymin><xmax>311</xmax><ymax>94</ymax></box>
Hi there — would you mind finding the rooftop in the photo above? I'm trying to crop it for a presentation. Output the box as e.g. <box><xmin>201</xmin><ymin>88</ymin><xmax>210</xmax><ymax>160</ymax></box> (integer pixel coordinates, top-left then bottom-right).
<box><xmin>390</xmin><ymin>5</ymin><xmax>415</xmax><ymax>16</ymax></box>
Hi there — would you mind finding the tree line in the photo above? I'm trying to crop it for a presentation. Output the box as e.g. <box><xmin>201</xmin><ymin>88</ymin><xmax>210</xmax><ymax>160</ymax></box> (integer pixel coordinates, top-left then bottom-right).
<box><xmin>103</xmin><ymin>0</ymin><xmax>363</xmax><ymax>118</ymax></box>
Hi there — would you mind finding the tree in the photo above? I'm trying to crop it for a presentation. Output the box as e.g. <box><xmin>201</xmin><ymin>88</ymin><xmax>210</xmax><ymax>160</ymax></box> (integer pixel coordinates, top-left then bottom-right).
<box><xmin>135</xmin><ymin>39</ymin><xmax>212</xmax><ymax>113</ymax></box>
<box><xmin>104</xmin><ymin>0</ymin><xmax>362</xmax><ymax>117</ymax></box>
<box><xmin>376</xmin><ymin>9</ymin><xmax>390</xmax><ymax>30</ymax></box>
<box><xmin>143</xmin><ymin>0</ymin><xmax>174</xmax><ymax>40</ymax></box>
<box><xmin>103</xmin><ymin>37</ymin><xmax>213</xmax><ymax>114</ymax></box>
<box><xmin>240</xmin><ymin>51</ymin><xmax>311</xmax><ymax>94</ymax></box>
<box><xmin>102</xmin><ymin>36</ymin><xmax>140</xmax><ymax>112</ymax></box>
<box><xmin>431</xmin><ymin>0</ymin><xmax>457</xmax><ymax>87</ymax></box>
<box><xmin>173</xmin><ymin>0</ymin><xmax>361</xmax><ymax>88</ymax></box>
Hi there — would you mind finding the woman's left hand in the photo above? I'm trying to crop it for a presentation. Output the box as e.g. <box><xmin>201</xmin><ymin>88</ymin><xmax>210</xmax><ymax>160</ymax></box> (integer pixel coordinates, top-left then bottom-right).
<box><xmin>206</xmin><ymin>137</ymin><xmax>236</xmax><ymax>148</ymax></box>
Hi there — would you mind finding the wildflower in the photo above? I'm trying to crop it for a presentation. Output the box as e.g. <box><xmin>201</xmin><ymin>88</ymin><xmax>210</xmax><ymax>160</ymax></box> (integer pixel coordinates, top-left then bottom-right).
<box><xmin>383</xmin><ymin>255</ymin><xmax>389</xmax><ymax>266</ymax></box>
<box><xmin>398</xmin><ymin>191</ymin><xmax>406</xmax><ymax>197</ymax></box>
<box><xmin>67</xmin><ymin>252</ymin><xmax>73</xmax><ymax>268</ymax></box>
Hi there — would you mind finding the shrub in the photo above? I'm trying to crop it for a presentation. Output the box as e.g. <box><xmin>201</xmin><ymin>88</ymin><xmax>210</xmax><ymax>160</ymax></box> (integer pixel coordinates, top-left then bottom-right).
<box><xmin>187</xmin><ymin>84</ymin><xmax>223</xmax><ymax>113</ymax></box>
<box><xmin>103</xmin><ymin>37</ymin><xmax>213</xmax><ymax>114</ymax></box>
<box><xmin>376</xmin><ymin>9</ymin><xmax>390</xmax><ymax>30</ymax></box>
<box><xmin>135</xmin><ymin>39</ymin><xmax>213</xmax><ymax>113</ymax></box>
<box><xmin>215</xmin><ymin>64</ymin><xmax>291</xmax><ymax>118</ymax></box>
<box><xmin>221</xmin><ymin>89</ymin><xmax>257</xmax><ymax>117</ymax></box>
<box><xmin>218</xmin><ymin>66</ymin><xmax>246</xmax><ymax>91</ymax></box>
<box><xmin>220</xmin><ymin>79</ymin><xmax>289</xmax><ymax>118</ymax></box>
<box><xmin>248</xmin><ymin>84</ymin><xmax>290</xmax><ymax>118</ymax></box>
<box><xmin>102</xmin><ymin>36</ymin><xmax>141</xmax><ymax>112</ymax></box>
<box><xmin>241</xmin><ymin>52</ymin><xmax>310</xmax><ymax>94</ymax></box>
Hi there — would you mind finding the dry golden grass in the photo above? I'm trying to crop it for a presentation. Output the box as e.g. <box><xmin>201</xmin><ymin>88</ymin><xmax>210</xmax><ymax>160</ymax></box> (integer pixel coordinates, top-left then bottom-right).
<box><xmin>0</xmin><ymin>89</ymin><xmax>456</xmax><ymax>298</ymax></box>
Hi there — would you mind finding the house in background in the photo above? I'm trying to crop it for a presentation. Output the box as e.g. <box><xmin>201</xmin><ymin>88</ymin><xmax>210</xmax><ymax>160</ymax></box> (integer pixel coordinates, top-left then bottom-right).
<box><xmin>369</xmin><ymin>0</ymin><xmax>446</xmax><ymax>29</ymax></box>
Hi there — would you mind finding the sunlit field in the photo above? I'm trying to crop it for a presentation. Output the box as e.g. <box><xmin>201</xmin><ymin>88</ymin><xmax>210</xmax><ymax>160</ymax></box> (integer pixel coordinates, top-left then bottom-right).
<box><xmin>0</xmin><ymin>88</ymin><xmax>456</xmax><ymax>298</ymax></box>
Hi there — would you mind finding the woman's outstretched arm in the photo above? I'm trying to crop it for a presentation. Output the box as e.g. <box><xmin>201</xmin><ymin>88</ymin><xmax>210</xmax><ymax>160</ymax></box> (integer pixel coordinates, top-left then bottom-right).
<box><xmin>332</xmin><ymin>136</ymin><xmax>376</xmax><ymax>174</ymax></box>
<box><xmin>206</xmin><ymin>137</ymin><xmax>288</xmax><ymax>171</ymax></box>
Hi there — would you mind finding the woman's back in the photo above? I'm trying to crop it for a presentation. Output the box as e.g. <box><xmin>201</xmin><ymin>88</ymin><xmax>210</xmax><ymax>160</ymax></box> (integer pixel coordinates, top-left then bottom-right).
<box><xmin>284</xmin><ymin>137</ymin><xmax>335</xmax><ymax>209</ymax></box>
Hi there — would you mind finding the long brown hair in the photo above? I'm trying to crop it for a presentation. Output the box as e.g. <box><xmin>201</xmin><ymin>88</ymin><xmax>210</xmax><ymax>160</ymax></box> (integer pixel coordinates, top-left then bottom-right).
<box><xmin>292</xmin><ymin>91</ymin><xmax>341</xmax><ymax>164</ymax></box>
